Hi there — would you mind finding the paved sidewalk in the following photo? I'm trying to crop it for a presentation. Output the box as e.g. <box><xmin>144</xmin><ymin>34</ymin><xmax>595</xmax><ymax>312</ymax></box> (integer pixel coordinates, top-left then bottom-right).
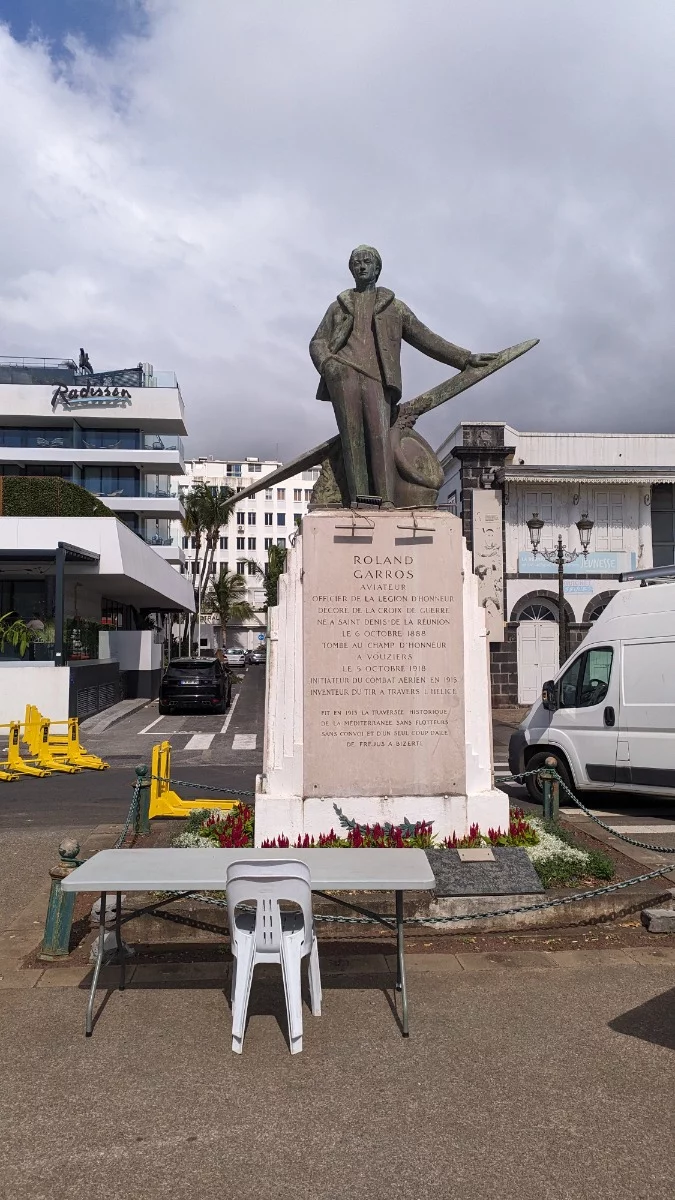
<box><xmin>1</xmin><ymin>954</ymin><xmax>673</xmax><ymax>1199</ymax></box>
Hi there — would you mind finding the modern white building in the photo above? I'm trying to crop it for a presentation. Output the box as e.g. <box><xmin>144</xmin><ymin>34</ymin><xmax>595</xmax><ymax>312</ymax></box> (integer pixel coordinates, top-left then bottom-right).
<box><xmin>438</xmin><ymin>421</ymin><xmax>675</xmax><ymax>706</ymax></box>
<box><xmin>0</xmin><ymin>355</ymin><xmax>194</xmax><ymax>715</ymax></box>
<box><xmin>0</xmin><ymin>357</ymin><xmax>186</xmax><ymax>564</ymax></box>
<box><xmin>174</xmin><ymin>457</ymin><xmax>321</xmax><ymax>649</ymax></box>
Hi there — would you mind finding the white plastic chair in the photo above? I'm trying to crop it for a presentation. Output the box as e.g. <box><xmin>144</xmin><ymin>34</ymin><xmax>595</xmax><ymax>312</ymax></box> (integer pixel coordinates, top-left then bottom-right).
<box><xmin>226</xmin><ymin>860</ymin><xmax>322</xmax><ymax>1055</ymax></box>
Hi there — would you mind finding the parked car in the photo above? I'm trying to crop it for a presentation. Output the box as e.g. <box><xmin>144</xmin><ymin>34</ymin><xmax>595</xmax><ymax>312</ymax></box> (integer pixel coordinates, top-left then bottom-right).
<box><xmin>224</xmin><ymin>647</ymin><xmax>247</xmax><ymax>668</ymax></box>
<box><xmin>158</xmin><ymin>657</ymin><xmax>232</xmax><ymax>715</ymax></box>
<box><xmin>247</xmin><ymin>646</ymin><xmax>267</xmax><ymax>665</ymax></box>
<box><xmin>509</xmin><ymin>583</ymin><xmax>675</xmax><ymax>802</ymax></box>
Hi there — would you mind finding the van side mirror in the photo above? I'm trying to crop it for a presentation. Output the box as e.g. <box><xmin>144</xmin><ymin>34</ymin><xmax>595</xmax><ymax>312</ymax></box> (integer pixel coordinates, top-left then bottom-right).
<box><xmin>542</xmin><ymin>680</ymin><xmax>558</xmax><ymax>711</ymax></box>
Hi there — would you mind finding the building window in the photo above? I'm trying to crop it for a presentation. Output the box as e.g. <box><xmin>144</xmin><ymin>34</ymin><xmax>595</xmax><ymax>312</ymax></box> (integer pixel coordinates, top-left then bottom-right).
<box><xmin>192</xmin><ymin>561</ymin><xmax>199</xmax><ymax>575</ymax></box>
<box><xmin>228</xmin><ymin>463</ymin><xmax>242</xmax><ymax>475</ymax></box>
<box><xmin>236</xmin><ymin>510</ymin><xmax>245</xmax><ymax>526</ymax></box>
<box><xmin>82</xmin><ymin>466</ymin><xmax>139</xmax><ymax>497</ymax></box>
<box><xmin>294</xmin><ymin>514</ymin><xmax>302</xmax><ymax>526</ymax></box>
<box><xmin>523</xmin><ymin>490</ymin><xmax>553</xmax><ymax>549</ymax></box>
<box><xmin>236</xmin><ymin>560</ymin><xmax>246</xmax><ymax>574</ymax></box>
<box><xmin>236</xmin><ymin>536</ymin><xmax>245</xmax><ymax>550</ymax></box>
<box><xmin>277</xmin><ymin>513</ymin><xmax>285</xmax><ymax>526</ymax></box>
<box><xmin>209</xmin><ymin>561</ymin><xmax>217</xmax><ymax>574</ymax></box>
<box><xmin>277</xmin><ymin>537</ymin><xmax>286</xmax><ymax>548</ymax></box>
<box><xmin>294</xmin><ymin>488</ymin><xmax>302</xmax><ymax>502</ymax></box>
<box><xmin>248</xmin><ymin>537</ymin><xmax>256</xmax><ymax>550</ymax></box>
<box><xmin>265</xmin><ymin>489</ymin><xmax>273</xmax><ymax>501</ymax></box>
<box><xmin>302</xmin><ymin>469</ymin><xmax>320</xmax><ymax>481</ymax></box>
<box><xmin>264</xmin><ymin>537</ymin><xmax>273</xmax><ymax>549</ymax></box>
<box><xmin>182</xmin><ymin>536</ymin><xmax>189</xmax><ymax>549</ymax></box>
<box><xmin>264</xmin><ymin>512</ymin><xmax>273</xmax><ymax>526</ymax></box>
<box><xmin>248</xmin><ymin>462</ymin><xmax>262</xmax><ymax>473</ymax></box>
<box><xmin>219</xmin><ymin>536</ymin><xmax>228</xmax><ymax>550</ymax></box>
<box><xmin>247</xmin><ymin>561</ymin><xmax>257</xmax><ymax>575</ymax></box>
<box><xmin>248</xmin><ymin>512</ymin><xmax>256</xmax><ymax>525</ymax></box>
<box><xmin>594</xmin><ymin>490</ymin><xmax>623</xmax><ymax>551</ymax></box>
<box><xmin>221</xmin><ymin>562</ymin><xmax>228</xmax><ymax>574</ymax></box>
<box><xmin>304</xmin><ymin>489</ymin><xmax>313</xmax><ymax>502</ymax></box>
<box><xmin>447</xmin><ymin>490</ymin><xmax>458</xmax><ymax>516</ymax></box>
<box><xmin>651</xmin><ymin>485</ymin><xmax>675</xmax><ymax>566</ymax></box>
<box><xmin>277</xmin><ymin>488</ymin><xmax>285</xmax><ymax>500</ymax></box>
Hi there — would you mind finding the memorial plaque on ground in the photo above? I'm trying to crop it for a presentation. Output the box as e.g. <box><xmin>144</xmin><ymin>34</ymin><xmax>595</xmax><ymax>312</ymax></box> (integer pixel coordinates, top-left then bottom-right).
<box><xmin>302</xmin><ymin>510</ymin><xmax>466</xmax><ymax>798</ymax></box>
<box><xmin>426</xmin><ymin>848</ymin><xmax>544</xmax><ymax>896</ymax></box>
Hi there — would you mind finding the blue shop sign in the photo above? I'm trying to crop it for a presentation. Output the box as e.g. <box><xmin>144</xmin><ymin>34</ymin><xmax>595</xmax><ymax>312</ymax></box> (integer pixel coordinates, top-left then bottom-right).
<box><xmin>518</xmin><ymin>550</ymin><xmax>635</xmax><ymax>575</ymax></box>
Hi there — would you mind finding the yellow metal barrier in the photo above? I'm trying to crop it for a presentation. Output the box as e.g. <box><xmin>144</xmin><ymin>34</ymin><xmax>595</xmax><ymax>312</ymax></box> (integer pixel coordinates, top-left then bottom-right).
<box><xmin>6</xmin><ymin>722</ymin><xmax>51</xmax><ymax>777</ymax></box>
<box><xmin>149</xmin><ymin>740</ymin><xmax>238</xmax><ymax>819</ymax></box>
<box><xmin>33</xmin><ymin>720</ymin><xmax>81</xmax><ymax>773</ymax></box>
<box><xmin>23</xmin><ymin>706</ymin><xmax>108</xmax><ymax>770</ymax></box>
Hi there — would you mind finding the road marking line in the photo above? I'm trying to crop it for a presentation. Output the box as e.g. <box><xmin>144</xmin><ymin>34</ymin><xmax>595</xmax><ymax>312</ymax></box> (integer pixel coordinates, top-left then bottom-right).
<box><xmin>220</xmin><ymin>692</ymin><xmax>240</xmax><ymax>734</ymax></box>
<box><xmin>139</xmin><ymin>716</ymin><xmax>164</xmax><ymax>735</ymax></box>
<box><xmin>184</xmin><ymin>733</ymin><xmax>215</xmax><ymax>751</ymax></box>
<box><xmin>233</xmin><ymin>733</ymin><xmax>257</xmax><ymax>750</ymax></box>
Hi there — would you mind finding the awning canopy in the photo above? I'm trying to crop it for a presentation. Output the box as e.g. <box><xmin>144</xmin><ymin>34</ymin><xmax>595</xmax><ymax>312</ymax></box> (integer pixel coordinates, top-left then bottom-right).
<box><xmin>500</xmin><ymin>467</ymin><xmax>675</xmax><ymax>485</ymax></box>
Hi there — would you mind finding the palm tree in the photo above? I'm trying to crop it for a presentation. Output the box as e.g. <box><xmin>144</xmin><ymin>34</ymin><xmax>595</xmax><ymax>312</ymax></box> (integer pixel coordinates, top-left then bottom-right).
<box><xmin>180</xmin><ymin>482</ymin><xmax>235</xmax><ymax>649</ymax></box>
<box><xmin>203</xmin><ymin>568</ymin><xmax>255</xmax><ymax>648</ymax></box>
<box><xmin>263</xmin><ymin>543</ymin><xmax>287</xmax><ymax>608</ymax></box>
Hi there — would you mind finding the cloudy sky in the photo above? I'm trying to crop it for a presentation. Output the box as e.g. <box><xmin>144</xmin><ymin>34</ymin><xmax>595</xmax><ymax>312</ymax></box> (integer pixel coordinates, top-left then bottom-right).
<box><xmin>1</xmin><ymin>1</ymin><xmax>675</xmax><ymax>459</ymax></box>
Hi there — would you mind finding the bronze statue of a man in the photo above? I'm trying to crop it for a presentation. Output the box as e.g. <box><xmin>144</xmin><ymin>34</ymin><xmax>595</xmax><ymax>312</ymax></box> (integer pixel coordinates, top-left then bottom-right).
<box><xmin>310</xmin><ymin>245</ymin><xmax>497</xmax><ymax>508</ymax></box>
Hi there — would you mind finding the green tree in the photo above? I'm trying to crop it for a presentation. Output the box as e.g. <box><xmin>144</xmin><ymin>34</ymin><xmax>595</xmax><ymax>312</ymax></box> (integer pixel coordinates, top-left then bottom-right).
<box><xmin>263</xmin><ymin>543</ymin><xmax>287</xmax><ymax>608</ymax></box>
<box><xmin>180</xmin><ymin>482</ymin><xmax>235</xmax><ymax>649</ymax></box>
<box><xmin>203</xmin><ymin>568</ymin><xmax>256</xmax><ymax>648</ymax></box>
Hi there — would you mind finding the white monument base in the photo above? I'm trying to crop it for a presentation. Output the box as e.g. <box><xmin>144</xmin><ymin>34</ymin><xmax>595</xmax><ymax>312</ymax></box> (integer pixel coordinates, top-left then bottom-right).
<box><xmin>254</xmin><ymin>787</ymin><xmax>507</xmax><ymax>845</ymax></box>
<box><xmin>255</xmin><ymin>510</ymin><xmax>508</xmax><ymax>845</ymax></box>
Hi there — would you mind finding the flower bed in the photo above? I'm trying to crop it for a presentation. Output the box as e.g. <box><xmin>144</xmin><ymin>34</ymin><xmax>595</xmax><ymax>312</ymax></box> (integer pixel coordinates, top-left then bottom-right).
<box><xmin>170</xmin><ymin>803</ymin><xmax>614</xmax><ymax>889</ymax></box>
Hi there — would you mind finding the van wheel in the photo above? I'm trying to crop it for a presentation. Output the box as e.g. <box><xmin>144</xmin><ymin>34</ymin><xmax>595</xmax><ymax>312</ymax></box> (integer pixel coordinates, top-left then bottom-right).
<box><xmin>525</xmin><ymin>751</ymin><xmax>574</xmax><ymax>806</ymax></box>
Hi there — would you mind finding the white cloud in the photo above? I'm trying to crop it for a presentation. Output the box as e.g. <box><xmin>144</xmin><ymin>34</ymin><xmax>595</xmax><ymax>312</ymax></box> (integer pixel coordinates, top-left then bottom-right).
<box><xmin>2</xmin><ymin>1</ymin><xmax>675</xmax><ymax>458</ymax></box>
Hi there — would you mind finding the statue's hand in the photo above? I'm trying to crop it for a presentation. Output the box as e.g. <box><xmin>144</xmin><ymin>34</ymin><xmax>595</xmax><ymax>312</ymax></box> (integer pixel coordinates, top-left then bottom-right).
<box><xmin>467</xmin><ymin>351</ymin><xmax>500</xmax><ymax>369</ymax></box>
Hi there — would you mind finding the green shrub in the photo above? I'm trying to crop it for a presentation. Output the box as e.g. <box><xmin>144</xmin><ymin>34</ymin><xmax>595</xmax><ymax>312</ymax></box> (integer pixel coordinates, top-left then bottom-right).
<box><xmin>1</xmin><ymin>476</ymin><xmax>113</xmax><ymax>518</ymax></box>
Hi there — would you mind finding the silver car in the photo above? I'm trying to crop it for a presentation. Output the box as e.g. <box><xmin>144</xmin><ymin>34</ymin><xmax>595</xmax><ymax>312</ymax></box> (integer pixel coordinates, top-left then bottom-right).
<box><xmin>224</xmin><ymin>648</ymin><xmax>247</xmax><ymax>668</ymax></box>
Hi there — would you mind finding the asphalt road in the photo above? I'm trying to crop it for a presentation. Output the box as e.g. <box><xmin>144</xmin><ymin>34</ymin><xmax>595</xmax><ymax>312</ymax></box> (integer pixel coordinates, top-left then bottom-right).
<box><xmin>0</xmin><ymin>666</ymin><xmax>266</xmax><ymax>830</ymax></box>
<box><xmin>2</xmin><ymin>682</ymin><xmax>674</xmax><ymax>836</ymax></box>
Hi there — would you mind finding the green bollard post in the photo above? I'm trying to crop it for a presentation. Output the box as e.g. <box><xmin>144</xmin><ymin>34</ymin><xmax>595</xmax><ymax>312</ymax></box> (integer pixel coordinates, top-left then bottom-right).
<box><xmin>135</xmin><ymin>764</ymin><xmax>151</xmax><ymax>836</ymax></box>
<box><xmin>540</xmin><ymin>765</ymin><xmax>553</xmax><ymax>822</ymax></box>
<box><xmin>546</xmin><ymin>757</ymin><xmax>560</xmax><ymax>822</ymax></box>
<box><xmin>39</xmin><ymin>838</ymin><xmax>81</xmax><ymax>961</ymax></box>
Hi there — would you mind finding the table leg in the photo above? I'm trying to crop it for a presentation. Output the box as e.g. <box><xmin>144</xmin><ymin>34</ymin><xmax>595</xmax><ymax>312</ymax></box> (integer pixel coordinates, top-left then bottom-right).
<box><xmin>395</xmin><ymin>890</ymin><xmax>409</xmax><ymax>1038</ymax></box>
<box><xmin>115</xmin><ymin>891</ymin><xmax>126</xmax><ymax>991</ymax></box>
<box><xmin>86</xmin><ymin>891</ymin><xmax>107</xmax><ymax>1037</ymax></box>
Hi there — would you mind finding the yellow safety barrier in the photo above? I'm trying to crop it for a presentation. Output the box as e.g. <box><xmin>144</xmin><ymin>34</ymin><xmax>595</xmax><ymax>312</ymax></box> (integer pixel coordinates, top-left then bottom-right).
<box><xmin>33</xmin><ymin>720</ymin><xmax>81</xmax><ymax>773</ymax></box>
<box><xmin>23</xmin><ymin>705</ymin><xmax>108</xmax><ymax>771</ymax></box>
<box><xmin>149</xmin><ymin>740</ymin><xmax>238</xmax><ymax>819</ymax></box>
<box><xmin>6</xmin><ymin>722</ymin><xmax>51</xmax><ymax>777</ymax></box>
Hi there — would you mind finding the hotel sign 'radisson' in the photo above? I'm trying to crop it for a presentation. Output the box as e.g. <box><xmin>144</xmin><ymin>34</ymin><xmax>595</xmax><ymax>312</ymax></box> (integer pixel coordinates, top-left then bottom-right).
<box><xmin>51</xmin><ymin>383</ymin><xmax>132</xmax><ymax>411</ymax></box>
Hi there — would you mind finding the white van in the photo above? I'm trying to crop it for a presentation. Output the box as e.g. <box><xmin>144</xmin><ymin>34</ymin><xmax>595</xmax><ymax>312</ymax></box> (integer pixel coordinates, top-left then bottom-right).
<box><xmin>508</xmin><ymin>583</ymin><xmax>675</xmax><ymax>802</ymax></box>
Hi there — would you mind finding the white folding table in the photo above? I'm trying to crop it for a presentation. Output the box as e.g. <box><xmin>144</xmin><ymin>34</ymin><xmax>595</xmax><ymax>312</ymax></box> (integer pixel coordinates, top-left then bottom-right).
<box><xmin>62</xmin><ymin>847</ymin><xmax>435</xmax><ymax>1038</ymax></box>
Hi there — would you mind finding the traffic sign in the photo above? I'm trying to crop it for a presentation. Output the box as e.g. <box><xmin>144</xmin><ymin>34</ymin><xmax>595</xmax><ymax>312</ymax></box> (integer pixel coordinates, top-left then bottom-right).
<box><xmin>257</xmin><ymin>633</ymin><xmax>266</xmax><ymax>642</ymax></box>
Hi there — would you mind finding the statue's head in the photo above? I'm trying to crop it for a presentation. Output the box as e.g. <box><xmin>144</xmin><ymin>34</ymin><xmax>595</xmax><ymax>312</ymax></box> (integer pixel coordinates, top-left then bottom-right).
<box><xmin>349</xmin><ymin>245</ymin><xmax>382</xmax><ymax>287</ymax></box>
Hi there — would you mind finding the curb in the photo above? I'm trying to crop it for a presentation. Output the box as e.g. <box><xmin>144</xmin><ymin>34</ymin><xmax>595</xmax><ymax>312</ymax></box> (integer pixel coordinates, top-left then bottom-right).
<box><xmin>2</xmin><ymin>945</ymin><xmax>674</xmax><ymax>990</ymax></box>
<box><xmin>79</xmin><ymin>698</ymin><xmax>152</xmax><ymax>735</ymax></box>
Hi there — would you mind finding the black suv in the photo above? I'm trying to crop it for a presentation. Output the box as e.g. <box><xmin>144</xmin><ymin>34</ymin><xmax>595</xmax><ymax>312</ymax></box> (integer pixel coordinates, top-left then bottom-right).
<box><xmin>158</xmin><ymin>657</ymin><xmax>232</xmax><ymax>715</ymax></box>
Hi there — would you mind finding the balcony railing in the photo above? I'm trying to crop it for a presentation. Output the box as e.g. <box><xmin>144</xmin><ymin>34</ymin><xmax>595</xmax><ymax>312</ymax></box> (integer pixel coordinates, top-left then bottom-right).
<box><xmin>0</xmin><ymin>356</ymin><xmax>179</xmax><ymax>390</ymax></box>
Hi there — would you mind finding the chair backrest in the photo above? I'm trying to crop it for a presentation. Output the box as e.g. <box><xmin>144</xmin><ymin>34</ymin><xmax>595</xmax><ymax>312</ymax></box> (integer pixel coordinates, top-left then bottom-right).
<box><xmin>226</xmin><ymin>860</ymin><xmax>313</xmax><ymax>955</ymax></box>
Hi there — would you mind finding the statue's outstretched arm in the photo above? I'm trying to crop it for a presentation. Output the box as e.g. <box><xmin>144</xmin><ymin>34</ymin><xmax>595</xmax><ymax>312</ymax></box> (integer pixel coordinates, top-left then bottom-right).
<box><xmin>399</xmin><ymin>302</ymin><xmax>472</xmax><ymax>371</ymax></box>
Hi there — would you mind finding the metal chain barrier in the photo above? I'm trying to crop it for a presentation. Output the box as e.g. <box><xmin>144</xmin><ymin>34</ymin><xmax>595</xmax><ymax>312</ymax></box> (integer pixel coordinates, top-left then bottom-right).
<box><xmin>139</xmin><ymin>766</ymin><xmax>675</xmax><ymax>925</ymax></box>
<box><xmin>114</xmin><ymin>778</ymin><xmax>141</xmax><ymax>848</ymax></box>
<box><xmin>151</xmin><ymin>775</ymin><xmax>256</xmax><ymax>799</ymax></box>
<box><xmin>542</xmin><ymin>771</ymin><xmax>675</xmax><ymax>854</ymax></box>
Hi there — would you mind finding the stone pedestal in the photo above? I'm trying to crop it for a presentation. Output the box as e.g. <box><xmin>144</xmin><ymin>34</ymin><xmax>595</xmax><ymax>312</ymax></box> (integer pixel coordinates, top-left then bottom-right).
<box><xmin>255</xmin><ymin>510</ymin><xmax>507</xmax><ymax>844</ymax></box>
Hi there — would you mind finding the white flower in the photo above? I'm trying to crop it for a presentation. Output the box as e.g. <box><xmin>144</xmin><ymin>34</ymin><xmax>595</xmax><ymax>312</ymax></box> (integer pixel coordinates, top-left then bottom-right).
<box><xmin>171</xmin><ymin>832</ymin><xmax>215</xmax><ymax>848</ymax></box>
<box><xmin>525</xmin><ymin>818</ymin><xmax>590</xmax><ymax>866</ymax></box>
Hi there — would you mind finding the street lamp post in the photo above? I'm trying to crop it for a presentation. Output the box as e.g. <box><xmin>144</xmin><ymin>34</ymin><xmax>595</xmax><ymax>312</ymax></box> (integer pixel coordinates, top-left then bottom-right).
<box><xmin>526</xmin><ymin>511</ymin><xmax>594</xmax><ymax>666</ymax></box>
